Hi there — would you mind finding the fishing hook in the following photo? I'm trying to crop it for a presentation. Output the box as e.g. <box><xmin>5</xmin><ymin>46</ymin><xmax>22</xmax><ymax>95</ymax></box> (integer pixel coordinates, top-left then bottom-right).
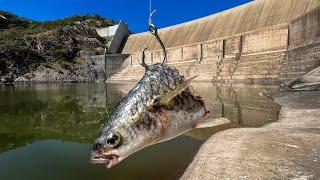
<box><xmin>140</xmin><ymin>47</ymin><xmax>148</xmax><ymax>69</ymax></box>
<box><xmin>148</xmin><ymin>9</ymin><xmax>167</xmax><ymax>64</ymax></box>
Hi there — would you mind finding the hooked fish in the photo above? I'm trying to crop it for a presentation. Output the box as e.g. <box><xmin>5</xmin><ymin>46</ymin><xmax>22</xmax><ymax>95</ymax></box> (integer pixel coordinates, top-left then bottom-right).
<box><xmin>90</xmin><ymin>14</ymin><xmax>229</xmax><ymax>169</ymax></box>
<box><xmin>90</xmin><ymin>60</ymin><xmax>230</xmax><ymax>168</ymax></box>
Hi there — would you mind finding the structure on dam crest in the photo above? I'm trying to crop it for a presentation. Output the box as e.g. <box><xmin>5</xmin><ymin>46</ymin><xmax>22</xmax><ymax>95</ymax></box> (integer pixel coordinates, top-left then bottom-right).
<box><xmin>104</xmin><ymin>0</ymin><xmax>320</xmax><ymax>84</ymax></box>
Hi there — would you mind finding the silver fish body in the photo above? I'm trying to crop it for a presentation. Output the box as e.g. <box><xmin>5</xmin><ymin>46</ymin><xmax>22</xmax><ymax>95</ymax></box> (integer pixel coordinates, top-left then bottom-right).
<box><xmin>90</xmin><ymin>63</ymin><xmax>208</xmax><ymax>168</ymax></box>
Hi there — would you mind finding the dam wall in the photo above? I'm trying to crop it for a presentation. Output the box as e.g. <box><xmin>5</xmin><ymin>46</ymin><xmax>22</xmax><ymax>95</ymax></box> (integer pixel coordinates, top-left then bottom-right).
<box><xmin>105</xmin><ymin>54</ymin><xmax>130</xmax><ymax>79</ymax></box>
<box><xmin>107</xmin><ymin>0</ymin><xmax>320</xmax><ymax>83</ymax></box>
<box><xmin>280</xmin><ymin>7</ymin><xmax>320</xmax><ymax>83</ymax></box>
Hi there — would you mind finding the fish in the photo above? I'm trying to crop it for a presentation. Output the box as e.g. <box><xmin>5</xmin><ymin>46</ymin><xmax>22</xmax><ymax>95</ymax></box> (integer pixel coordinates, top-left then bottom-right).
<box><xmin>90</xmin><ymin>16</ymin><xmax>230</xmax><ymax>169</ymax></box>
<box><xmin>90</xmin><ymin>61</ymin><xmax>230</xmax><ymax>168</ymax></box>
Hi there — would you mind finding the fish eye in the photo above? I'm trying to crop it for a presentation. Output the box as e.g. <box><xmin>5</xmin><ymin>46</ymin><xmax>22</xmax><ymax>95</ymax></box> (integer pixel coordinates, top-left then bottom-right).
<box><xmin>106</xmin><ymin>132</ymin><xmax>121</xmax><ymax>148</ymax></box>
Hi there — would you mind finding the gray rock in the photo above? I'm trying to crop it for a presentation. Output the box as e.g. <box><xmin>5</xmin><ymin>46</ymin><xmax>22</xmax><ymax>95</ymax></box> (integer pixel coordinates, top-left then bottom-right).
<box><xmin>1</xmin><ymin>72</ymin><xmax>16</xmax><ymax>84</ymax></box>
<box><xmin>14</xmin><ymin>59</ymin><xmax>101</xmax><ymax>83</ymax></box>
<box><xmin>288</xmin><ymin>66</ymin><xmax>320</xmax><ymax>90</ymax></box>
<box><xmin>79</xmin><ymin>50</ymin><xmax>95</xmax><ymax>57</ymax></box>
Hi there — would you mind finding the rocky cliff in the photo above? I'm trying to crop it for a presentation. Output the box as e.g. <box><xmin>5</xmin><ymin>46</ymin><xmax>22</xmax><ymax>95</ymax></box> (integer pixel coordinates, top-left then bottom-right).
<box><xmin>0</xmin><ymin>11</ymin><xmax>114</xmax><ymax>83</ymax></box>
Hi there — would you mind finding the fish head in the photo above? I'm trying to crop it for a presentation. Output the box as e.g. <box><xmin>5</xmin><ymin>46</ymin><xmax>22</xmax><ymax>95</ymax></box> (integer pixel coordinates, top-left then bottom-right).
<box><xmin>90</xmin><ymin>107</ymin><xmax>158</xmax><ymax>168</ymax></box>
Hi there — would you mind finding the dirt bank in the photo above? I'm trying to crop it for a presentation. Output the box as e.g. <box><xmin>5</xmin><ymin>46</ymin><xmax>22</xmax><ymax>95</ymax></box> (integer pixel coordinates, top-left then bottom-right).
<box><xmin>181</xmin><ymin>91</ymin><xmax>320</xmax><ymax>179</ymax></box>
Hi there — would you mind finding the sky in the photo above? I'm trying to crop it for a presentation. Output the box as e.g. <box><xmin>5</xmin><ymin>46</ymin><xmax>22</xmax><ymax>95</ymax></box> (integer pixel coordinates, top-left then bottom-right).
<box><xmin>0</xmin><ymin>0</ymin><xmax>252</xmax><ymax>32</ymax></box>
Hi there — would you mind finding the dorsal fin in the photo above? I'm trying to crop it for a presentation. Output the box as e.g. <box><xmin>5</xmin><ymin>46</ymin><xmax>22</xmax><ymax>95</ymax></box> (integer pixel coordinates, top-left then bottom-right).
<box><xmin>159</xmin><ymin>75</ymin><xmax>198</xmax><ymax>106</ymax></box>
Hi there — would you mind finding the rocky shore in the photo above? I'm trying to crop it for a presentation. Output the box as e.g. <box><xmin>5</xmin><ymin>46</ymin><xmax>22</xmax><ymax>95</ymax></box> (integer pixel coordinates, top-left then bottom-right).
<box><xmin>13</xmin><ymin>55</ymin><xmax>101</xmax><ymax>83</ymax></box>
<box><xmin>181</xmin><ymin>91</ymin><xmax>320</xmax><ymax>179</ymax></box>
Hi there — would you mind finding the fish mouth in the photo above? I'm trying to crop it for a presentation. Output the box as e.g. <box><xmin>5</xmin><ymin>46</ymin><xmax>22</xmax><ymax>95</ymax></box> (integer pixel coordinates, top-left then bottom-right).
<box><xmin>90</xmin><ymin>152</ymin><xmax>120</xmax><ymax>169</ymax></box>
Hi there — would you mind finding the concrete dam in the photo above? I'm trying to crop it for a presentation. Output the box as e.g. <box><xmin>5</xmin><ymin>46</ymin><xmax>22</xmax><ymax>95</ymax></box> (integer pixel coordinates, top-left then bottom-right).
<box><xmin>104</xmin><ymin>0</ymin><xmax>320</xmax><ymax>84</ymax></box>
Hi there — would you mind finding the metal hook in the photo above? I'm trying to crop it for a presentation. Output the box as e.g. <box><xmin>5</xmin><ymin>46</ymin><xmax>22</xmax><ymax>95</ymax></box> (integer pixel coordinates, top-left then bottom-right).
<box><xmin>148</xmin><ymin>8</ymin><xmax>167</xmax><ymax>64</ymax></box>
<box><xmin>140</xmin><ymin>47</ymin><xmax>149</xmax><ymax>69</ymax></box>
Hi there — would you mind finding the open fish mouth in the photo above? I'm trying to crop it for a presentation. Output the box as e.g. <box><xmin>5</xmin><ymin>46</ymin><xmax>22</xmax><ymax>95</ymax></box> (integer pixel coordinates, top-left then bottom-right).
<box><xmin>90</xmin><ymin>153</ymin><xmax>119</xmax><ymax>168</ymax></box>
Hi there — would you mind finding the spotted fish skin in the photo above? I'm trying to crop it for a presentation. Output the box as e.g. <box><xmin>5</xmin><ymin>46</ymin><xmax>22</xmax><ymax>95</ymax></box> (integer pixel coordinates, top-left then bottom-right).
<box><xmin>91</xmin><ymin>63</ymin><xmax>208</xmax><ymax>168</ymax></box>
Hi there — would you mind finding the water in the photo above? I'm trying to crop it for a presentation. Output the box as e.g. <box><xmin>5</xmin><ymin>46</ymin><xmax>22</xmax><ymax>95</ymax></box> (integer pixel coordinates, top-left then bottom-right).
<box><xmin>0</xmin><ymin>83</ymin><xmax>280</xmax><ymax>180</ymax></box>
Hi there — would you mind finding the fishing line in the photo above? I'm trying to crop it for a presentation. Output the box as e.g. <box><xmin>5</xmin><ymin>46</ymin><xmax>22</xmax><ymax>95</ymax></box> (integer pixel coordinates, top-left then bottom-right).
<box><xmin>148</xmin><ymin>0</ymin><xmax>167</xmax><ymax>64</ymax></box>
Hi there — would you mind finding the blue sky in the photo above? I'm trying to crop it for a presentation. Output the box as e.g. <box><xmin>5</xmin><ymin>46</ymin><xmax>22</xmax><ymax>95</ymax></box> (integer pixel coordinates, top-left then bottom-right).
<box><xmin>0</xmin><ymin>0</ymin><xmax>251</xmax><ymax>32</ymax></box>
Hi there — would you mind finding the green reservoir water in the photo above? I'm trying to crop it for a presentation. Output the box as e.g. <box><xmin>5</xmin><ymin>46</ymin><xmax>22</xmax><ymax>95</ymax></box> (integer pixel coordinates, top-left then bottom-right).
<box><xmin>0</xmin><ymin>83</ymin><xmax>280</xmax><ymax>180</ymax></box>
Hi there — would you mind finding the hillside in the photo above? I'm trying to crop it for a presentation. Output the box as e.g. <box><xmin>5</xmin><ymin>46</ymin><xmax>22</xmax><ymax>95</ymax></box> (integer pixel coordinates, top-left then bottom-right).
<box><xmin>0</xmin><ymin>11</ymin><xmax>115</xmax><ymax>83</ymax></box>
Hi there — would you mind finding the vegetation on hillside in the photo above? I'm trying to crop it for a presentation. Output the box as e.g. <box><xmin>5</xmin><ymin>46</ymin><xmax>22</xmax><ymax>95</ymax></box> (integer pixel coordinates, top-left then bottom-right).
<box><xmin>0</xmin><ymin>11</ymin><xmax>115</xmax><ymax>83</ymax></box>
<box><xmin>0</xmin><ymin>11</ymin><xmax>31</xmax><ymax>29</ymax></box>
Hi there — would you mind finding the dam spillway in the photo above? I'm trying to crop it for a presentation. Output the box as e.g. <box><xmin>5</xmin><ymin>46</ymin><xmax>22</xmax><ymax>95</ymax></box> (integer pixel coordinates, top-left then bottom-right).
<box><xmin>105</xmin><ymin>0</ymin><xmax>320</xmax><ymax>84</ymax></box>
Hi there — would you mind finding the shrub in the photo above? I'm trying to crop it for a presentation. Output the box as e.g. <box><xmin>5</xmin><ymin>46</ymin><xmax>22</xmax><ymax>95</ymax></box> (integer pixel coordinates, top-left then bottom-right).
<box><xmin>58</xmin><ymin>60</ymin><xmax>73</xmax><ymax>71</ymax></box>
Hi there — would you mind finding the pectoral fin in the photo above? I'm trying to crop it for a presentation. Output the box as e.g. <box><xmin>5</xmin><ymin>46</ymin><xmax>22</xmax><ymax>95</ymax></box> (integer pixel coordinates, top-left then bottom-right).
<box><xmin>159</xmin><ymin>75</ymin><xmax>198</xmax><ymax>106</ymax></box>
<box><xmin>195</xmin><ymin>117</ymin><xmax>230</xmax><ymax>128</ymax></box>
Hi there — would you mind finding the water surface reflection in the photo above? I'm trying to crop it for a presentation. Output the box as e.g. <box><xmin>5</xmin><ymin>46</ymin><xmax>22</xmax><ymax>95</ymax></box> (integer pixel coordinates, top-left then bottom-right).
<box><xmin>0</xmin><ymin>83</ymin><xmax>279</xmax><ymax>180</ymax></box>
